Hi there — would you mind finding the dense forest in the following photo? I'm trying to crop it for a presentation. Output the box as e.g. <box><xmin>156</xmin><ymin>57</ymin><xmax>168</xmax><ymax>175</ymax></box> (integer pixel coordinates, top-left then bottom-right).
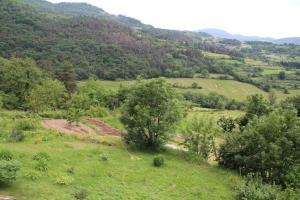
<box><xmin>1</xmin><ymin>0</ymin><xmax>299</xmax><ymax>82</ymax></box>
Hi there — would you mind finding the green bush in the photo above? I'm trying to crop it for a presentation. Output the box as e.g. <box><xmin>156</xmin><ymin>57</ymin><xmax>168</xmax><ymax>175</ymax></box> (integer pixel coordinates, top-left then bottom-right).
<box><xmin>99</xmin><ymin>153</ymin><xmax>108</xmax><ymax>161</ymax></box>
<box><xmin>234</xmin><ymin>175</ymin><xmax>299</xmax><ymax>200</ymax></box>
<box><xmin>0</xmin><ymin>159</ymin><xmax>20</xmax><ymax>185</ymax></box>
<box><xmin>35</xmin><ymin>160</ymin><xmax>48</xmax><ymax>172</ymax></box>
<box><xmin>24</xmin><ymin>170</ymin><xmax>41</xmax><ymax>181</ymax></box>
<box><xmin>55</xmin><ymin>176</ymin><xmax>73</xmax><ymax>185</ymax></box>
<box><xmin>153</xmin><ymin>155</ymin><xmax>165</xmax><ymax>167</ymax></box>
<box><xmin>9</xmin><ymin>128</ymin><xmax>25</xmax><ymax>142</ymax></box>
<box><xmin>33</xmin><ymin>152</ymin><xmax>50</xmax><ymax>162</ymax></box>
<box><xmin>86</xmin><ymin>106</ymin><xmax>109</xmax><ymax>118</ymax></box>
<box><xmin>15</xmin><ymin>118</ymin><xmax>38</xmax><ymax>131</ymax></box>
<box><xmin>0</xmin><ymin>150</ymin><xmax>14</xmax><ymax>161</ymax></box>
<box><xmin>66</xmin><ymin>167</ymin><xmax>75</xmax><ymax>174</ymax></box>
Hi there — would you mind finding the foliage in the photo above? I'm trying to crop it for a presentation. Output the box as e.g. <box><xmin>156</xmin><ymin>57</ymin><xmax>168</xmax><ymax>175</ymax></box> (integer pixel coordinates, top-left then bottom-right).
<box><xmin>121</xmin><ymin>79</ymin><xmax>185</xmax><ymax>150</ymax></box>
<box><xmin>0</xmin><ymin>159</ymin><xmax>20</xmax><ymax>185</ymax></box>
<box><xmin>183</xmin><ymin>92</ymin><xmax>244</xmax><ymax>110</ymax></box>
<box><xmin>0</xmin><ymin>57</ymin><xmax>43</xmax><ymax>109</ymax></box>
<box><xmin>33</xmin><ymin>152</ymin><xmax>51</xmax><ymax>162</ymax></box>
<box><xmin>0</xmin><ymin>150</ymin><xmax>14</xmax><ymax>161</ymax></box>
<box><xmin>183</xmin><ymin>116</ymin><xmax>219</xmax><ymax>160</ymax></box>
<box><xmin>35</xmin><ymin>160</ymin><xmax>48</xmax><ymax>172</ymax></box>
<box><xmin>24</xmin><ymin>170</ymin><xmax>41</xmax><ymax>181</ymax></box>
<box><xmin>55</xmin><ymin>176</ymin><xmax>73</xmax><ymax>185</ymax></box>
<box><xmin>73</xmin><ymin>189</ymin><xmax>88</xmax><ymax>200</ymax></box>
<box><xmin>219</xmin><ymin>109</ymin><xmax>300</xmax><ymax>187</ymax></box>
<box><xmin>153</xmin><ymin>155</ymin><xmax>165</xmax><ymax>167</ymax></box>
<box><xmin>282</xmin><ymin>95</ymin><xmax>300</xmax><ymax>116</ymax></box>
<box><xmin>15</xmin><ymin>118</ymin><xmax>38</xmax><ymax>131</ymax></box>
<box><xmin>59</xmin><ymin>62</ymin><xmax>77</xmax><ymax>94</ymax></box>
<box><xmin>235</xmin><ymin>174</ymin><xmax>283</xmax><ymax>200</ymax></box>
<box><xmin>99</xmin><ymin>153</ymin><xmax>109</xmax><ymax>161</ymax></box>
<box><xmin>26</xmin><ymin>79</ymin><xmax>67</xmax><ymax>112</ymax></box>
<box><xmin>217</xmin><ymin>116</ymin><xmax>236</xmax><ymax>133</ymax></box>
<box><xmin>9</xmin><ymin>128</ymin><xmax>25</xmax><ymax>142</ymax></box>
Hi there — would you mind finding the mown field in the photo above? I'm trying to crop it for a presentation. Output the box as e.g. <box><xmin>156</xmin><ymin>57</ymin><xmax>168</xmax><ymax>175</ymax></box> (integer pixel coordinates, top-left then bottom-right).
<box><xmin>0</xmin><ymin>111</ymin><xmax>237</xmax><ymax>200</ymax></box>
<box><xmin>86</xmin><ymin>78</ymin><xmax>299</xmax><ymax>101</ymax></box>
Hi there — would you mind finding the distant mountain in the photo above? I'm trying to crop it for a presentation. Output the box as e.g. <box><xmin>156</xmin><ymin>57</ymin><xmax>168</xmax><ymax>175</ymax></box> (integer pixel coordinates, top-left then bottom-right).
<box><xmin>199</xmin><ymin>28</ymin><xmax>300</xmax><ymax>45</ymax></box>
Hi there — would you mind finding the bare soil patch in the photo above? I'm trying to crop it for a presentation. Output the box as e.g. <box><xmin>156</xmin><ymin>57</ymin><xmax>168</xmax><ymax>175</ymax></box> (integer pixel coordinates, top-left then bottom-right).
<box><xmin>41</xmin><ymin>118</ymin><xmax>121</xmax><ymax>136</ymax></box>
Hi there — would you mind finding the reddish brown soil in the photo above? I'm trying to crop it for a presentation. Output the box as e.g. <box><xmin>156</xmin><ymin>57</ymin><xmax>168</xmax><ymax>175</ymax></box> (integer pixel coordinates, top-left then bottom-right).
<box><xmin>41</xmin><ymin>118</ymin><xmax>121</xmax><ymax>136</ymax></box>
<box><xmin>42</xmin><ymin>119</ymin><xmax>96</xmax><ymax>134</ymax></box>
<box><xmin>87</xmin><ymin>118</ymin><xmax>121</xmax><ymax>136</ymax></box>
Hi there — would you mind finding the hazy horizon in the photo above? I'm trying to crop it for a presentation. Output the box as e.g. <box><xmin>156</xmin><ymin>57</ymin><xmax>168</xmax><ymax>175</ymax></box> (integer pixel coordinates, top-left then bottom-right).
<box><xmin>48</xmin><ymin>0</ymin><xmax>300</xmax><ymax>39</ymax></box>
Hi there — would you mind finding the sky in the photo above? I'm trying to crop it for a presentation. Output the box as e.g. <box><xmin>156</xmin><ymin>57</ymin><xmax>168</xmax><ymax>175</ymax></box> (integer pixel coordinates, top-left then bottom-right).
<box><xmin>48</xmin><ymin>0</ymin><xmax>300</xmax><ymax>39</ymax></box>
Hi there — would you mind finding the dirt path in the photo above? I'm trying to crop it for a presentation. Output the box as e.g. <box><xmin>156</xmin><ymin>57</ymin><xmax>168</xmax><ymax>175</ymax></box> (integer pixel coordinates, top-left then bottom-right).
<box><xmin>41</xmin><ymin>118</ymin><xmax>121</xmax><ymax>136</ymax></box>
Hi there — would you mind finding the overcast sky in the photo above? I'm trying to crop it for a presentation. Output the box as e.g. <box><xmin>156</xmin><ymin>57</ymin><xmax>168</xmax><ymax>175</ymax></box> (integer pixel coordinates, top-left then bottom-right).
<box><xmin>48</xmin><ymin>0</ymin><xmax>300</xmax><ymax>39</ymax></box>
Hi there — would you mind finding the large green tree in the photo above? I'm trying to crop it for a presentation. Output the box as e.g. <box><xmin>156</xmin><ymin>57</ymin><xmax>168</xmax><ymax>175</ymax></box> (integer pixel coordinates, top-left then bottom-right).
<box><xmin>0</xmin><ymin>57</ymin><xmax>43</xmax><ymax>109</ymax></box>
<box><xmin>26</xmin><ymin>79</ymin><xmax>67</xmax><ymax>112</ymax></box>
<box><xmin>121</xmin><ymin>79</ymin><xmax>185</xmax><ymax>150</ymax></box>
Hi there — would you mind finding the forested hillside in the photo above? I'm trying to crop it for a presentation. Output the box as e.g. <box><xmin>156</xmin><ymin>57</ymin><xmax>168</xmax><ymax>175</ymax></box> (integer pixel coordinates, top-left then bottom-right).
<box><xmin>1</xmin><ymin>0</ymin><xmax>300</xmax><ymax>84</ymax></box>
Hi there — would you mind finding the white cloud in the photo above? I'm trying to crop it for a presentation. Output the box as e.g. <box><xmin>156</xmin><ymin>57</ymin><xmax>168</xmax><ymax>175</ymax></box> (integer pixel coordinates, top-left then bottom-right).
<box><xmin>48</xmin><ymin>0</ymin><xmax>300</xmax><ymax>38</ymax></box>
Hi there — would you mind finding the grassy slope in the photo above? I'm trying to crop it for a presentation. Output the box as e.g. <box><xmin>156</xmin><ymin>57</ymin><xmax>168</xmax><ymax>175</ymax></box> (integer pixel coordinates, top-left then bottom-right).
<box><xmin>0</xmin><ymin>112</ymin><xmax>236</xmax><ymax>200</ymax></box>
<box><xmin>89</xmin><ymin>78</ymin><xmax>267</xmax><ymax>101</ymax></box>
<box><xmin>90</xmin><ymin>78</ymin><xmax>300</xmax><ymax>101</ymax></box>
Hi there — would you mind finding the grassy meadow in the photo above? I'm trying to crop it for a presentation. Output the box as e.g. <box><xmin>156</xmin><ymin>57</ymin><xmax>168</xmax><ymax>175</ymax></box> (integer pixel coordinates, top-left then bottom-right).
<box><xmin>85</xmin><ymin>77</ymin><xmax>298</xmax><ymax>101</ymax></box>
<box><xmin>0</xmin><ymin>111</ymin><xmax>237</xmax><ymax>200</ymax></box>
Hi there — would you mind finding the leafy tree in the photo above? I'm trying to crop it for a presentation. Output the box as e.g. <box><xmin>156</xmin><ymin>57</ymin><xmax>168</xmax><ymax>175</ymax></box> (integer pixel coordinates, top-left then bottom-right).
<box><xmin>183</xmin><ymin>116</ymin><xmax>219</xmax><ymax>160</ymax></box>
<box><xmin>219</xmin><ymin>109</ymin><xmax>300</xmax><ymax>188</ymax></box>
<box><xmin>121</xmin><ymin>79</ymin><xmax>185</xmax><ymax>150</ymax></box>
<box><xmin>278</xmin><ymin>71</ymin><xmax>286</xmax><ymax>80</ymax></box>
<box><xmin>59</xmin><ymin>62</ymin><xmax>77</xmax><ymax>94</ymax></box>
<box><xmin>281</xmin><ymin>95</ymin><xmax>300</xmax><ymax>117</ymax></box>
<box><xmin>26</xmin><ymin>79</ymin><xmax>67</xmax><ymax>112</ymax></box>
<box><xmin>217</xmin><ymin>116</ymin><xmax>236</xmax><ymax>133</ymax></box>
<box><xmin>0</xmin><ymin>57</ymin><xmax>43</xmax><ymax>109</ymax></box>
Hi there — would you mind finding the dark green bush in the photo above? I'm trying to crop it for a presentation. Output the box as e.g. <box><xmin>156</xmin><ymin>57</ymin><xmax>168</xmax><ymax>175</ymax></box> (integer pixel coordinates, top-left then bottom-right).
<box><xmin>9</xmin><ymin>128</ymin><xmax>25</xmax><ymax>142</ymax></box>
<box><xmin>73</xmin><ymin>189</ymin><xmax>88</xmax><ymax>200</ymax></box>
<box><xmin>153</xmin><ymin>156</ymin><xmax>165</xmax><ymax>167</ymax></box>
<box><xmin>0</xmin><ymin>150</ymin><xmax>14</xmax><ymax>161</ymax></box>
<box><xmin>0</xmin><ymin>160</ymin><xmax>20</xmax><ymax>185</ymax></box>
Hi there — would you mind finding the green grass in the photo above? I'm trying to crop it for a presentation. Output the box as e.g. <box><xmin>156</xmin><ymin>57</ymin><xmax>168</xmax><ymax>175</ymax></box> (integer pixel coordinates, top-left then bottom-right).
<box><xmin>0</xmin><ymin>111</ymin><xmax>237</xmax><ymax>200</ymax></box>
<box><xmin>91</xmin><ymin>78</ymin><xmax>268</xmax><ymax>101</ymax></box>
<box><xmin>176</xmin><ymin>108</ymin><xmax>244</xmax><ymax>134</ymax></box>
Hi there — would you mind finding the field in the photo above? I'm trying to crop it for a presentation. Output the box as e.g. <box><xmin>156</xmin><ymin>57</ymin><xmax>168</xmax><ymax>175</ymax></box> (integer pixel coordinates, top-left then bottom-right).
<box><xmin>0</xmin><ymin>111</ymin><xmax>237</xmax><ymax>200</ymax></box>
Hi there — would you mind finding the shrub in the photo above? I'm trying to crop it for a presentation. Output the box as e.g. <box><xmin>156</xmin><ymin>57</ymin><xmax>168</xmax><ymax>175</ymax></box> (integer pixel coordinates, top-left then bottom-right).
<box><xmin>217</xmin><ymin>116</ymin><xmax>236</xmax><ymax>133</ymax></box>
<box><xmin>55</xmin><ymin>176</ymin><xmax>73</xmax><ymax>185</ymax></box>
<box><xmin>86</xmin><ymin>106</ymin><xmax>109</xmax><ymax>118</ymax></box>
<box><xmin>0</xmin><ymin>160</ymin><xmax>20</xmax><ymax>185</ymax></box>
<box><xmin>9</xmin><ymin>128</ymin><xmax>25</xmax><ymax>142</ymax></box>
<box><xmin>99</xmin><ymin>153</ymin><xmax>108</xmax><ymax>161</ymax></box>
<box><xmin>24</xmin><ymin>170</ymin><xmax>41</xmax><ymax>181</ymax></box>
<box><xmin>153</xmin><ymin>155</ymin><xmax>165</xmax><ymax>167</ymax></box>
<box><xmin>15</xmin><ymin>118</ymin><xmax>38</xmax><ymax>131</ymax></box>
<box><xmin>219</xmin><ymin>109</ymin><xmax>300</xmax><ymax>187</ymax></box>
<box><xmin>183</xmin><ymin>116</ymin><xmax>219</xmax><ymax>160</ymax></box>
<box><xmin>33</xmin><ymin>152</ymin><xmax>50</xmax><ymax>162</ymax></box>
<box><xmin>35</xmin><ymin>160</ymin><xmax>48</xmax><ymax>172</ymax></box>
<box><xmin>66</xmin><ymin>167</ymin><xmax>75</xmax><ymax>174</ymax></box>
<box><xmin>0</xmin><ymin>150</ymin><xmax>14</xmax><ymax>161</ymax></box>
<box><xmin>73</xmin><ymin>189</ymin><xmax>88</xmax><ymax>200</ymax></box>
